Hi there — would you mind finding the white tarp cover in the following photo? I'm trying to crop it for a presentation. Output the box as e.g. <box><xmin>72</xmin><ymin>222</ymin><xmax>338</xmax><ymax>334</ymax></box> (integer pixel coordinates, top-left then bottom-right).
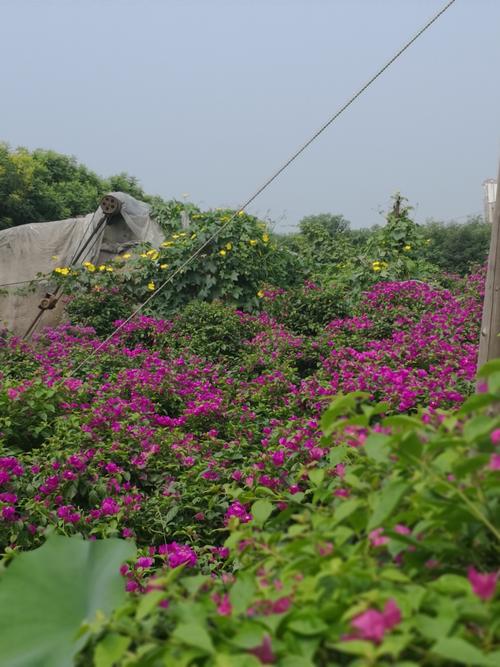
<box><xmin>0</xmin><ymin>193</ymin><xmax>164</xmax><ymax>336</ymax></box>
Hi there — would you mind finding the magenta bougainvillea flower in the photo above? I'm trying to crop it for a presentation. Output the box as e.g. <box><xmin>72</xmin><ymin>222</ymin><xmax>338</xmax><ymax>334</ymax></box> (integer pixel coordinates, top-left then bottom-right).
<box><xmin>350</xmin><ymin>599</ymin><xmax>402</xmax><ymax>643</ymax></box>
<box><xmin>468</xmin><ymin>567</ymin><xmax>498</xmax><ymax>601</ymax></box>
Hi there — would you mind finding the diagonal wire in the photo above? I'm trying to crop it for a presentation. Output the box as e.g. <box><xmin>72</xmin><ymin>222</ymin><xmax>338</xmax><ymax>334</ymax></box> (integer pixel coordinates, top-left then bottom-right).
<box><xmin>67</xmin><ymin>0</ymin><xmax>457</xmax><ymax>376</ymax></box>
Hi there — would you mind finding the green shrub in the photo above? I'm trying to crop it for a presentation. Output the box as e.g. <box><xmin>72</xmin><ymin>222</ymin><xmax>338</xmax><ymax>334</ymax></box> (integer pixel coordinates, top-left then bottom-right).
<box><xmin>262</xmin><ymin>282</ymin><xmax>350</xmax><ymax>335</ymax></box>
<box><xmin>170</xmin><ymin>300</ymin><xmax>256</xmax><ymax>361</ymax></box>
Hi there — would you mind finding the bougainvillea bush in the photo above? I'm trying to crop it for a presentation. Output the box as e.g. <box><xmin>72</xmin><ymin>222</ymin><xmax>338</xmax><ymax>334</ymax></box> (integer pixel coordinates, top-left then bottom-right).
<box><xmin>0</xmin><ymin>272</ymin><xmax>498</xmax><ymax>664</ymax></box>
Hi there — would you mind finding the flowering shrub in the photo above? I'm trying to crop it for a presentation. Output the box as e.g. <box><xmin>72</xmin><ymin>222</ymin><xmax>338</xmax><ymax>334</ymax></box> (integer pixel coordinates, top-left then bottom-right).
<box><xmin>50</xmin><ymin>207</ymin><xmax>302</xmax><ymax>319</ymax></box>
<box><xmin>0</xmin><ymin>270</ymin><xmax>497</xmax><ymax>664</ymax></box>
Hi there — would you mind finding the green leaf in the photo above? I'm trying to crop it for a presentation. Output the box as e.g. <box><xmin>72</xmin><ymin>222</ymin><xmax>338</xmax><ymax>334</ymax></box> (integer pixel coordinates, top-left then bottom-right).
<box><xmin>0</xmin><ymin>535</ymin><xmax>136</xmax><ymax>667</ymax></box>
<box><xmin>367</xmin><ymin>480</ymin><xmax>409</xmax><ymax>531</ymax></box>
<box><xmin>251</xmin><ymin>499</ymin><xmax>273</xmax><ymax>526</ymax></box>
<box><xmin>321</xmin><ymin>393</ymin><xmax>369</xmax><ymax>435</ymax></box>
<box><xmin>136</xmin><ymin>590</ymin><xmax>165</xmax><ymax>621</ymax></box>
<box><xmin>229</xmin><ymin>576</ymin><xmax>257</xmax><ymax>616</ymax></box>
<box><xmin>333</xmin><ymin>498</ymin><xmax>361</xmax><ymax>525</ymax></box>
<box><xmin>328</xmin><ymin>444</ymin><xmax>349</xmax><ymax>466</ymax></box>
<box><xmin>432</xmin><ymin>637</ymin><xmax>489</xmax><ymax>665</ymax></box>
<box><xmin>288</xmin><ymin>617</ymin><xmax>328</xmax><ymax>636</ymax></box>
<box><xmin>308</xmin><ymin>468</ymin><xmax>325</xmax><ymax>486</ymax></box>
<box><xmin>173</xmin><ymin>622</ymin><xmax>215</xmax><ymax>654</ymax></box>
<box><xmin>94</xmin><ymin>634</ymin><xmax>131</xmax><ymax>667</ymax></box>
<box><xmin>463</xmin><ymin>415</ymin><xmax>496</xmax><ymax>443</ymax></box>
<box><xmin>364</xmin><ymin>433</ymin><xmax>390</xmax><ymax>463</ymax></box>
<box><xmin>477</xmin><ymin>358</ymin><xmax>500</xmax><ymax>378</ymax></box>
<box><xmin>458</xmin><ymin>393</ymin><xmax>496</xmax><ymax>415</ymax></box>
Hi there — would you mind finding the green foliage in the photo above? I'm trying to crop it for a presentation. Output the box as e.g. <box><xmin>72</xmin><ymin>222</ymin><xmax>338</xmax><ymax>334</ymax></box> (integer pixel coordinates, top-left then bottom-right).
<box><xmin>0</xmin><ymin>379</ymin><xmax>64</xmax><ymax>451</ymax></box>
<box><xmin>64</xmin><ymin>290</ymin><xmax>135</xmax><ymax>336</ymax></box>
<box><xmin>330</xmin><ymin>194</ymin><xmax>436</xmax><ymax>291</ymax></box>
<box><xmin>72</xmin><ymin>387</ymin><xmax>500</xmax><ymax>665</ymax></box>
<box><xmin>289</xmin><ymin>213</ymin><xmax>354</xmax><ymax>276</ymax></box>
<box><xmin>262</xmin><ymin>282</ymin><xmax>350</xmax><ymax>335</ymax></box>
<box><xmin>0</xmin><ymin>535</ymin><xmax>135</xmax><ymax>667</ymax></box>
<box><xmin>0</xmin><ymin>143</ymin><xmax>150</xmax><ymax>229</ymax></box>
<box><xmin>170</xmin><ymin>300</ymin><xmax>256</xmax><ymax>361</ymax></box>
<box><xmin>53</xmin><ymin>207</ymin><xmax>303</xmax><ymax>322</ymax></box>
<box><xmin>420</xmin><ymin>216</ymin><xmax>490</xmax><ymax>275</ymax></box>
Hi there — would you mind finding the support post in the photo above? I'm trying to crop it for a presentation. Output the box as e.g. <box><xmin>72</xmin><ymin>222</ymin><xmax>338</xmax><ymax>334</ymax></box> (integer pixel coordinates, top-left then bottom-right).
<box><xmin>478</xmin><ymin>162</ymin><xmax>500</xmax><ymax>371</ymax></box>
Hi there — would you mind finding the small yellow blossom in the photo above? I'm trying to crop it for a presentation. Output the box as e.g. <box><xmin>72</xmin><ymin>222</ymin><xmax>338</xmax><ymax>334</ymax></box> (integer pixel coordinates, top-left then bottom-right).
<box><xmin>257</xmin><ymin>289</ymin><xmax>264</xmax><ymax>298</ymax></box>
<box><xmin>219</xmin><ymin>249</ymin><xmax>227</xmax><ymax>257</ymax></box>
<box><xmin>98</xmin><ymin>264</ymin><xmax>106</xmax><ymax>271</ymax></box>
<box><xmin>172</xmin><ymin>234</ymin><xmax>180</xmax><ymax>239</ymax></box>
<box><xmin>147</xmin><ymin>281</ymin><xmax>155</xmax><ymax>291</ymax></box>
<box><xmin>403</xmin><ymin>244</ymin><xmax>411</xmax><ymax>251</ymax></box>
<box><xmin>238</xmin><ymin>210</ymin><xmax>245</xmax><ymax>217</ymax></box>
<box><xmin>121</xmin><ymin>253</ymin><xmax>131</xmax><ymax>259</ymax></box>
<box><xmin>140</xmin><ymin>253</ymin><xmax>149</xmax><ymax>258</ymax></box>
<box><xmin>179</xmin><ymin>232</ymin><xmax>186</xmax><ymax>237</ymax></box>
<box><xmin>249</xmin><ymin>239</ymin><xmax>258</xmax><ymax>246</ymax></box>
<box><xmin>373</xmin><ymin>265</ymin><xmax>381</xmax><ymax>272</ymax></box>
<box><xmin>191</xmin><ymin>233</ymin><xmax>197</xmax><ymax>239</ymax></box>
<box><xmin>160</xmin><ymin>264</ymin><xmax>169</xmax><ymax>269</ymax></box>
<box><xmin>226</xmin><ymin>242</ymin><xmax>232</xmax><ymax>250</ymax></box>
<box><xmin>106</xmin><ymin>266</ymin><xmax>113</xmax><ymax>272</ymax></box>
<box><xmin>54</xmin><ymin>267</ymin><xmax>70</xmax><ymax>276</ymax></box>
<box><xmin>83</xmin><ymin>262</ymin><xmax>96</xmax><ymax>272</ymax></box>
<box><xmin>161</xmin><ymin>241</ymin><xmax>174</xmax><ymax>247</ymax></box>
<box><xmin>262</xmin><ymin>233</ymin><xmax>270</xmax><ymax>243</ymax></box>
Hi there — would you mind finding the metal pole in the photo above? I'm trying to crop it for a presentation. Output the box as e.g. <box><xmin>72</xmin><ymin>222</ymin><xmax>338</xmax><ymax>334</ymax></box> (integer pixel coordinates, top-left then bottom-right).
<box><xmin>478</xmin><ymin>161</ymin><xmax>500</xmax><ymax>371</ymax></box>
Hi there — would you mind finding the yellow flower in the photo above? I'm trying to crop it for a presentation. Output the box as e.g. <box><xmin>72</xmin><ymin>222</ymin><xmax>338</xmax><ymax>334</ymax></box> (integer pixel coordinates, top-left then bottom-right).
<box><xmin>219</xmin><ymin>249</ymin><xmax>227</xmax><ymax>257</ymax></box>
<box><xmin>121</xmin><ymin>253</ymin><xmax>131</xmax><ymax>259</ymax></box>
<box><xmin>83</xmin><ymin>262</ymin><xmax>96</xmax><ymax>272</ymax></box>
<box><xmin>98</xmin><ymin>264</ymin><xmax>106</xmax><ymax>271</ymax></box>
<box><xmin>172</xmin><ymin>234</ymin><xmax>180</xmax><ymax>239</ymax></box>
<box><xmin>160</xmin><ymin>264</ymin><xmax>169</xmax><ymax>269</ymax></box>
<box><xmin>191</xmin><ymin>233</ymin><xmax>197</xmax><ymax>239</ymax></box>
<box><xmin>106</xmin><ymin>266</ymin><xmax>113</xmax><ymax>272</ymax></box>
<box><xmin>147</xmin><ymin>281</ymin><xmax>155</xmax><ymax>291</ymax></box>
<box><xmin>403</xmin><ymin>244</ymin><xmax>411</xmax><ymax>251</ymax></box>
<box><xmin>226</xmin><ymin>242</ymin><xmax>232</xmax><ymax>250</ymax></box>
<box><xmin>257</xmin><ymin>289</ymin><xmax>264</xmax><ymax>298</ymax></box>
<box><xmin>161</xmin><ymin>241</ymin><xmax>174</xmax><ymax>247</ymax></box>
<box><xmin>249</xmin><ymin>239</ymin><xmax>258</xmax><ymax>246</ymax></box>
<box><xmin>140</xmin><ymin>253</ymin><xmax>149</xmax><ymax>258</ymax></box>
<box><xmin>238</xmin><ymin>210</ymin><xmax>245</xmax><ymax>217</ymax></box>
<box><xmin>54</xmin><ymin>267</ymin><xmax>69</xmax><ymax>276</ymax></box>
<box><xmin>373</xmin><ymin>266</ymin><xmax>381</xmax><ymax>272</ymax></box>
<box><xmin>262</xmin><ymin>233</ymin><xmax>270</xmax><ymax>243</ymax></box>
<box><xmin>179</xmin><ymin>232</ymin><xmax>186</xmax><ymax>237</ymax></box>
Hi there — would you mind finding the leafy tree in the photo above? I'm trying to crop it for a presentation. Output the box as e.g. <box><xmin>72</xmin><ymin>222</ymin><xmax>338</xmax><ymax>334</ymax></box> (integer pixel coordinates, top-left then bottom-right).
<box><xmin>0</xmin><ymin>143</ymin><xmax>150</xmax><ymax>229</ymax></box>
<box><xmin>420</xmin><ymin>215</ymin><xmax>490</xmax><ymax>275</ymax></box>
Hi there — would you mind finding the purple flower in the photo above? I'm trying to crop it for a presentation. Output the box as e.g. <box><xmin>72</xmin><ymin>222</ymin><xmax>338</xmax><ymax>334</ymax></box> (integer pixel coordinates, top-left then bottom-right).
<box><xmin>468</xmin><ymin>567</ymin><xmax>498</xmax><ymax>601</ymax></box>
<box><xmin>101</xmin><ymin>497</ymin><xmax>120</xmax><ymax>515</ymax></box>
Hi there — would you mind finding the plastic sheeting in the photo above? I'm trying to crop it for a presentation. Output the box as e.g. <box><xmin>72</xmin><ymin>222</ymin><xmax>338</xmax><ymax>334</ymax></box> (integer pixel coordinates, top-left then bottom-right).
<box><xmin>0</xmin><ymin>193</ymin><xmax>164</xmax><ymax>336</ymax></box>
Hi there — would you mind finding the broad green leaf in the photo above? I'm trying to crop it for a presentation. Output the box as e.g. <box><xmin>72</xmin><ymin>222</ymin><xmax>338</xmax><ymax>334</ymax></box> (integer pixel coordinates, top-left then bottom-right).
<box><xmin>0</xmin><ymin>535</ymin><xmax>136</xmax><ymax>667</ymax></box>
<box><xmin>215</xmin><ymin>654</ymin><xmax>261</xmax><ymax>667</ymax></box>
<box><xmin>229</xmin><ymin>576</ymin><xmax>257</xmax><ymax>615</ymax></box>
<box><xmin>308</xmin><ymin>468</ymin><xmax>325</xmax><ymax>486</ymax></box>
<box><xmin>458</xmin><ymin>393</ymin><xmax>496</xmax><ymax>415</ymax></box>
<box><xmin>288</xmin><ymin>617</ymin><xmax>328</xmax><ymax>636</ymax></box>
<box><xmin>172</xmin><ymin>622</ymin><xmax>215</xmax><ymax>654</ymax></box>
<box><xmin>432</xmin><ymin>637</ymin><xmax>489</xmax><ymax>665</ymax></box>
<box><xmin>364</xmin><ymin>433</ymin><xmax>390</xmax><ymax>463</ymax></box>
<box><xmin>477</xmin><ymin>358</ymin><xmax>500</xmax><ymax>378</ymax></box>
<box><xmin>367</xmin><ymin>480</ymin><xmax>409</xmax><ymax>531</ymax></box>
<box><xmin>251</xmin><ymin>499</ymin><xmax>273</xmax><ymax>526</ymax></box>
<box><xmin>463</xmin><ymin>415</ymin><xmax>496</xmax><ymax>443</ymax></box>
<box><xmin>136</xmin><ymin>590</ymin><xmax>165</xmax><ymax>621</ymax></box>
<box><xmin>333</xmin><ymin>498</ymin><xmax>360</xmax><ymax>525</ymax></box>
<box><xmin>94</xmin><ymin>634</ymin><xmax>131</xmax><ymax>667</ymax></box>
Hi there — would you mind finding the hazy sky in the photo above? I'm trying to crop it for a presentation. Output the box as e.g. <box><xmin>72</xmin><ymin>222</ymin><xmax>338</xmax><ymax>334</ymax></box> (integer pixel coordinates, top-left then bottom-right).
<box><xmin>1</xmin><ymin>0</ymin><xmax>499</xmax><ymax>230</ymax></box>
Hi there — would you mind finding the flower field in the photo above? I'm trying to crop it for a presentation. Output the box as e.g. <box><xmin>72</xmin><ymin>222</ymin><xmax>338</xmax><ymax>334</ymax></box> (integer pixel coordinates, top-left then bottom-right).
<box><xmin>0</xmin><ymin>264</ymin><xmax>499</xmax><ymax>666</ymax></box>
